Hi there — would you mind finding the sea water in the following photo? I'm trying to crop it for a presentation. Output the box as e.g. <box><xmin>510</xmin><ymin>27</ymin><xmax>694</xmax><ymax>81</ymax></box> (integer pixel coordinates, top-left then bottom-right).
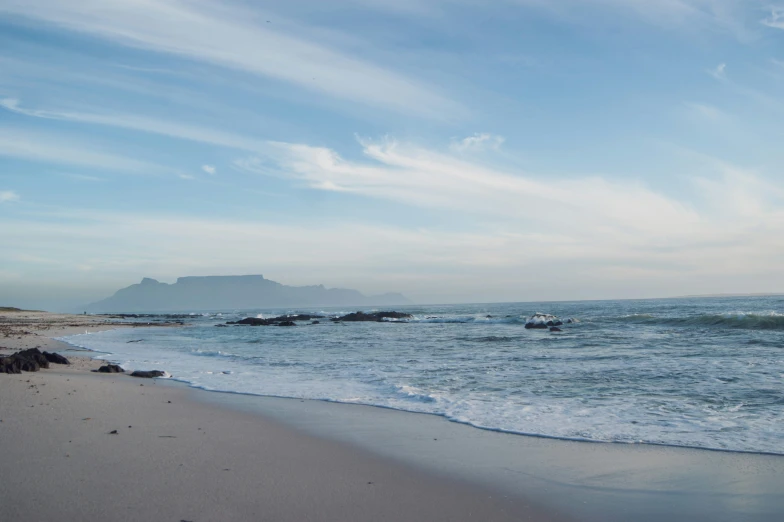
<box><xmin>61</xmin><ymin>296</ymin><xmax>784</xmax><ymax>454</ymax></box>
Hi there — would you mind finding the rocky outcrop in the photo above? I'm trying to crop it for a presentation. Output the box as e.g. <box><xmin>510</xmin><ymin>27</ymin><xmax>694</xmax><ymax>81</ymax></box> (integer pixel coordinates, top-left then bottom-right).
<box><xmin>227</xmin><ymin>314</ymin><xmax>323</xmax><ymax>326</ymax></box>
<box><xmin>228</xmin><ymin>317</ymin><xmax>270</xmax><ymax>326</ymax></box>
<box><xmin>130</xmin><ymin>370</ymin><xmax>166</xmax><ymax>378</ymax></box>
<box><xmin>331</xmin><ymin>311</ymin><xmax>413</xmax><ymax>322</ymax></box>
<box><xmin>525</xmin><ymin>313</ymin><xmax>563</xmax><ymax>329</ymax></box>
<box><xmin>1</xmin><ymin>355</ymin><xmax>38</xmax><ymax>373</ymax></box>
<box><xmin>0</xmin><ymin>348</ymin><xmax>55</xmax><ymax>373</ymax></box>
<box><xmin>18</xmin><ymin>348</ymin><xmax>50</xmax><ymax>368</ymax></box>
<box><xmin>96</xmin><ymin>364</ymin><xmax>125</xmax><ymax>373</ymax></box>
<box><xmin>525</xmin><ymin>314</ymin><xmax>578</xmax><ymax>330</ymax></box>
<box><xmin>43</xmin><ymin>352</ymin><xmax>70</xmax><ymax>364</ymax></box>
<box><xmin>229</xmin><ymin>311</ymin><xmax>412</xmax><ymax>325</ymax></box>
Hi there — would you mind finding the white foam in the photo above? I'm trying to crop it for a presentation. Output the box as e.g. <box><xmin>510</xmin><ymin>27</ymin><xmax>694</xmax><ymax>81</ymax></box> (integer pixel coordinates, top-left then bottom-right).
<box><xmin>57</xmin><ymin>302</ymin><xmax>784</xmax><ymax>456</ymax></box>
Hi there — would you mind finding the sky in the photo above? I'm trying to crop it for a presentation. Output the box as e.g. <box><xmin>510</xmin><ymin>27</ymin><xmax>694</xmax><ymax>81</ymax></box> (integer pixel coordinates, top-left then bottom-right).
<box><xmin>1</xmin><ymin>0</ymin><xmax>784</xmax><ymax>310</ymax></box>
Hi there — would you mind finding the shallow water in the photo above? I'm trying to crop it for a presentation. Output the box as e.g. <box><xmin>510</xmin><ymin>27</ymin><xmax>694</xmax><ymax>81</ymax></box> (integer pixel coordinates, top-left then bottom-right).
<box><xmin>62</xmin><ymin>296</ymin><xmax>784</xmax><ymax>454</ymax></box>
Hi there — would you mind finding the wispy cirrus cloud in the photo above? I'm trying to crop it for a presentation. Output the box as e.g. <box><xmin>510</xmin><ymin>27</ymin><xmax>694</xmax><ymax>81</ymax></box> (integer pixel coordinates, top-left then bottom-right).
<box><xmin>450</xmin><ymin>133</ymin><xmax>505</xmax><ymax>153</ymax></box>
<box><xmin>512</xmin><ymin>0</ymin><xmax>762</xmax><ymax>39</ymax></box>
<box><xmin>0</xmin><ymin>0</ymin><xmax>459</xmax><ymax>118</ymax></box>
<box><xmin>202</xmin><ymin>165</ymin><xmax>216</xmax><ymax>175</ymax></box>
<box><xmin>709</xmin><ymin>63</ymin><xmax>727</xmax><ymax>79</ymax></box>
<box><xmin>6</xmin><ymin>146</ymin><xmax>784</xmax><ymax>303</ymax></box>
<box><xmin>235</xmin><ymin>137</ymin><xmax>784</xmax><ymax>254</ymax></box>
<box><xmin>761</xmin><ymin>7</ymin><xmax>784</xmax><ymax>29</ymax></box>
<box><xmin>684</xmin><ymin>102</ymin><xmax>725</xmax><ymax>121</ymax></box>
<box><xmin>0</xmin><ymin>98</ymin><xmax>267</xmax><ymax>152</ymax></box>
<box><xmin>0</xmin><ymin>190</ymin><xmax>20</xmax><ymax>203</ymax></box>
<box><xmin>0</xmin><ymin>126</ymin><xmax>165</xmax><ymax>174</ymax></box>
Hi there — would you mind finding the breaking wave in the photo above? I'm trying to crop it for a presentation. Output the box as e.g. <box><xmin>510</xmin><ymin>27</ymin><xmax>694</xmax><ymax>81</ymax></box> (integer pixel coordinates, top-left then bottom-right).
<box><xmin>616</xmin><ymin>311</ymin><xmax>784</xmax><ymax>330</ymax></box>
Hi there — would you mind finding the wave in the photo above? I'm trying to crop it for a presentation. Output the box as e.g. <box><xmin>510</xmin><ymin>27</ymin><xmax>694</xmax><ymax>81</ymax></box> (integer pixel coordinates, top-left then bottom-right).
<box><xmin>455</xmin><ymin>335</ymin><xmax>518</xmax><ymax>343</ymax></box>
<box><xmin>57</xmin><ymin>329</ymin><xmax>784</xmax><ymax>456</ymax></box>
<box><xmin>407</xmin><ymin>315</ymin><xmax>525</xmax><ymax>324</ymax></box>
<box><xmin>616</xmin><ymin>311</ymin><xmax>784</xmax><ymax>330</ymax></box>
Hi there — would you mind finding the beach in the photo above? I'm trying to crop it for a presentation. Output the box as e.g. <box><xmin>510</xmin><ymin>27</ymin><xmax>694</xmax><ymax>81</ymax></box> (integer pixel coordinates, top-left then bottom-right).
<box><xmin>1</xmin><ymin>310</ymin><xmax>782</xmax><ymax>521</ymax></box>
<box><xmin>0</xmin><ymin>311</ymin><xmax>556</xmax><ymax>521</ymax></box>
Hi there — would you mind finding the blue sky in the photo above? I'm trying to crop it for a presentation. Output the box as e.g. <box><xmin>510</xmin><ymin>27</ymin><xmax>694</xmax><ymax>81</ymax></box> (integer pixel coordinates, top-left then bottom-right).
<box><xmin>1</xmin><ymin>0</ymin><xmax>784</xmax><ymax>309</ymax></box>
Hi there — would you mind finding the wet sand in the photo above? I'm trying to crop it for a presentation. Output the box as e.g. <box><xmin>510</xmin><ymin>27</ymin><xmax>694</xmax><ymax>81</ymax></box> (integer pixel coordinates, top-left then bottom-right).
<box><xmin>0</xmin><ymin>311</ymin><xmax>559</xmax><ymax>521</ymax></box>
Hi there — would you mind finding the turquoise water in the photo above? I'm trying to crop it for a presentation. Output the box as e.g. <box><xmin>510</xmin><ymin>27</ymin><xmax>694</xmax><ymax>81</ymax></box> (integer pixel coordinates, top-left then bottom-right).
<box><xmin>63</xmin><ymin>296</ymin><xmax>784</xmax><ymax>454</ymax></box>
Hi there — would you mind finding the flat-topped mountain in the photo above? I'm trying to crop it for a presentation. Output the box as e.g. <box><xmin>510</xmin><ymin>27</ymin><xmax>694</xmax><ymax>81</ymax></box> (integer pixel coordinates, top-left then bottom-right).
<box><xmin>85</xmin><ymin>275</ymin><xmax>411</xmax><ymax>313</ymax></box>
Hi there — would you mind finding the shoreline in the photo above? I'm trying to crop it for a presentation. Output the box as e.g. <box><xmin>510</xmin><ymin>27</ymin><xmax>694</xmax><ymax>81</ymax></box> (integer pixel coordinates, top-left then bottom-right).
<box><xmin>0</xmin><ymin>309</ymin><xmax>179</xmax><ymax>354</ymax></box>
<box><xmin>58</xmin><ymin>324</ymin><xmax>783</xmax><ymax>459</ymax></box>
<box><xmin>3</xmin><ymin>311</ymin><xmax>783</xmax><ymax>521</ymax></box>
<box><xmin>1</xmin><ymin>364</ymin><xmax>552</xmax><ymax>522</ymax></box>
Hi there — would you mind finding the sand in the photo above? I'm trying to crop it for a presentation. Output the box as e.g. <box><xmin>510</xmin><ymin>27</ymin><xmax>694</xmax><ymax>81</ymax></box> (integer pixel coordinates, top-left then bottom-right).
<box><xmin>0</xmin><ymin>309</ymin><xmax>175</xmax><ymax>354</ymax></box>
<box><xmin>0</xmin><ymin>312</ymin><xmax>557</xmax><ymax>522</ymax></box>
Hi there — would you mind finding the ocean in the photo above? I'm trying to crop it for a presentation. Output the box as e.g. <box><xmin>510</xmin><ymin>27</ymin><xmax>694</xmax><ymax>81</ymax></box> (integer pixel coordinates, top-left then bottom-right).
<box><xmin>61</xmin><ymin>296</ymin><xmax>784</xmax><ymax>455</ymax></box>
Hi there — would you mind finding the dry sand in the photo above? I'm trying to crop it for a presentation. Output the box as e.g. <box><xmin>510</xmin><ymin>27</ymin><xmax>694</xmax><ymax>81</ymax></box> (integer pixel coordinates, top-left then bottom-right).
<box><xmin>0</xmin><ymin>312</ymin><xmax>559</xmax><ymax>522</ymax></box>
<box><xmin>0</xmin><ymin>309</ymin><xmax>174</xmax><ymax>354</ymax></box>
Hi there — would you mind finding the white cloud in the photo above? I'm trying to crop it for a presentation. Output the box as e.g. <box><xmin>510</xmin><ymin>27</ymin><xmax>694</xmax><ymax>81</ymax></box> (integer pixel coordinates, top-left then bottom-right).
<box><xmin>0</xmin><ymin>127</ymin><xmax>164</xmax><ymax>173</ymax></box>
<box><xmin>57</xmin><ymin>173</ymin><xmax>104</xmax><ymax>182</ymax></box>
<box><xmin>761</xmin><ymin>7</ymin><xmax>784</xmax><ymax>29</ymax></box>
<box><xmin>512</xmin><ymin>0</ymin><xmax>758</xmax><ymax>40</ymax></box>
<box><xmin>0</xmin><ymin>0</ymin><xmax>459</xmax><ymax>118</ymax></box>
<box><xmin>202</xmin><ymin>164</ymin><xmax>216</xmax><ymax>175</ymax></box>
<box><xmin>236</xmin><ymin>137</ymin><xmax>784</xmax><ymax>259</ymax></box>
<box><xmin>684</xmin><ymin>102</ymin><xmax>725</xmax><ymax>121</ymax></box>
<box><xmin>709</xmin><ymin>63</ymin><xmax>727</xmax><ymax>79</ymax></box>
<box><xmin>3</xmin><ymin>173</ymin><xmax>783</xmax><ymax>302</ymax></box>
<box><xmin>450</xmin><ymin>133</ymin><xmax>505</xmax><ymax>152</ymax></box>
<box><xmin>0</xmin><ymin>98</ymin><xmax>267</xmax><ymax>152</ymax></box>
<box><xmin>0</xmin><ymin>190</ymin><xmax>20</xmax><ymax>203</ymax></box>
<box><xmin>178</xmin><ymin>173</ymin><xmax>195</xmax><ymax>180</ymax></box>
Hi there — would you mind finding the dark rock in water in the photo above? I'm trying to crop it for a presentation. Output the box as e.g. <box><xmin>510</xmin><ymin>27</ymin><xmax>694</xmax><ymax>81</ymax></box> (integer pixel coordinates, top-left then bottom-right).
<box><xmin>550</xmin><ymin>326</ymin><xmax>562</xmax><ymax>332</ymax></box>
<box><xmin>215</xmin><ymin>324</ymin><xmax>228</xmax><ymax>327</ymax></box>
<box><xmin>311</xmin><ymin>320</ymin><xmax>320</xmax><ymax>324</ymax></box>
<box><xmin>332</xmin><ymin>311</ymin><xmax>413</xmax><ymax>322</ymax></box>
<box><xmin>228</xmin><ymin>314</ymin><xmax>325</xmax><ymax>326</ymax></box>
<box><xmin>96</xmin><ymin>364</ymin><xmax>124</xmax><ymax>373</ymax></box>
<box><xmin>43</xmin><ymin>352</ymin><xmax>69</xmax><ymax>365</ymax></box>
<box><xmin>525</xmin><ymin>313</ymin><xmax>563</xmax><ymax>329</ymax></box>
<box><xmin>524</xmin><ymin>323</ymin><xmax>549</xmax><ymax>330</ymax></box>
<box><xmin>227</xmin><ymin>317</ymin><xmax>270</xmax><ymax>326</ymax></box>
<box><xmin>277</xmin><ymin>321</ymin><xmax>296</xmax><ymax>327</ymax></box>
<box><xmin>127</xmin><ymin>339</ymin><xmax>144</xmax><ymax>343</ymax></box>
<box><xmin>130</xmin><ymin>370</ymin><xmax>166</xmax><ymax>378</ymax></box>
<box><xmin>281</xmin><ymin>314</ymin><xmax>324</xmax><ymax>321</ymax></box>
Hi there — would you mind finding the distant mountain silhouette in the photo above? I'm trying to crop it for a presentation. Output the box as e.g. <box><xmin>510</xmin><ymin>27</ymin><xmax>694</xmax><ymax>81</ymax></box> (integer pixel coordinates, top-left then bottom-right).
<box><xmin>85</xmin><ymin>275</ymin><xmax>411</xmax><ymax>313</ymax></box>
